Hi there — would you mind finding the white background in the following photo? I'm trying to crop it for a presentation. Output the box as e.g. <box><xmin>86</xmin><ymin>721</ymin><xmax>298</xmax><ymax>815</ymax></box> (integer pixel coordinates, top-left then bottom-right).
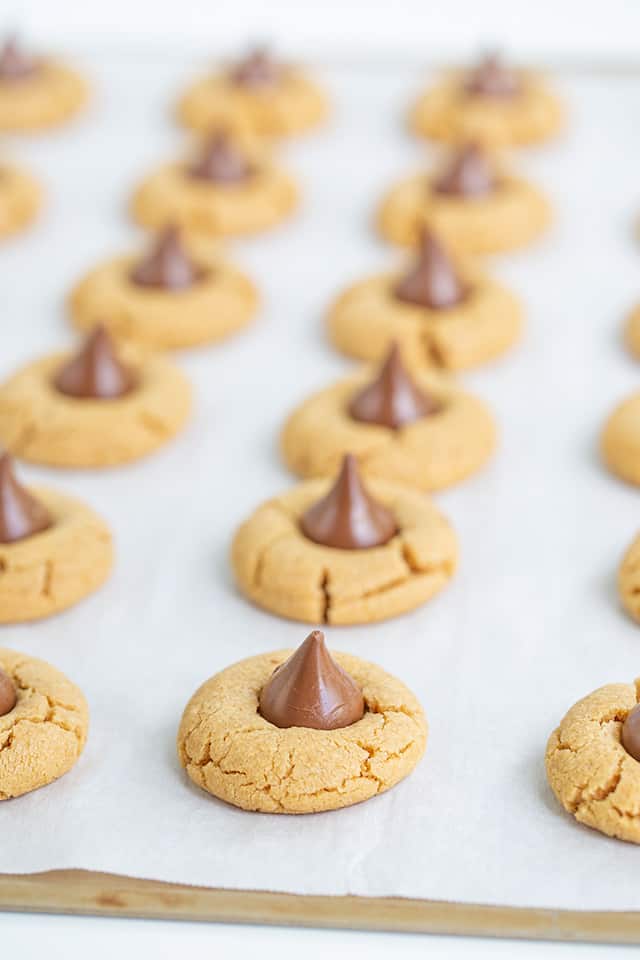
<box><xmin>4</xmin><ymin>2</ymin><xmax>640</xmax><ymax>957</ymax></box>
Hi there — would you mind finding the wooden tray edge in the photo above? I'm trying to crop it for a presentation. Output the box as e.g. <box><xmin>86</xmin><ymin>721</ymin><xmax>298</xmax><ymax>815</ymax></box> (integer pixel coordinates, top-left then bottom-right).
<box><xmin>0</xmin><ymin>870</ymin><xmax>639</xmax><ymax>943</ymax></box>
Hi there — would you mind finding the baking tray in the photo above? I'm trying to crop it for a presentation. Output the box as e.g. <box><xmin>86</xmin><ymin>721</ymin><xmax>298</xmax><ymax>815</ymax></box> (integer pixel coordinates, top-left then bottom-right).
<box><xmin>2</xmin><ymin>48</ymin><xmax>640</xmax><ymax>943</ymax></box>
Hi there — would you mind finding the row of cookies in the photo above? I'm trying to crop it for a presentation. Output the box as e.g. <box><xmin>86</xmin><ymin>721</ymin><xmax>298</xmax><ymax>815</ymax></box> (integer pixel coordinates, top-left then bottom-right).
<box><xmin>0</xmin><ymin>52</ymin><xmax>559</xmax><ymax>818</ymax></box>
<box><xmin>185</xmin><ymin>54</ymin><xmax>566</xmax><ymax>815</ymax></box>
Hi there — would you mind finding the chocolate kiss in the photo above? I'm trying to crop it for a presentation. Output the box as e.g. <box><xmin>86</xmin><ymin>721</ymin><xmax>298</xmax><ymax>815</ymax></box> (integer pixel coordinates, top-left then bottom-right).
<box><xmin>230</xmin><ymin>48</ymin><xmax>281</xmax><ymax>88</ymax></box>
<box><xmin>0</xmin><ymin>452</ymin><xmax>52</xmax><ymax>545</ymax></box>
<box><xmin>464</xmin><ymin>53</ymin><xmax>521</xmax><ymax>99</ymax></box>
<box><xmin>622</xmin><ymin>704</ymin><xmax>640</xmax><ymax>762</ymax></box>
<box><xmin>300</xmin><ymin>453</ymin><xmax>397</xmax><ymax>550</ymax></box>
<box><xmin>433</xmin><ymin>143</ymin><xmax>497</xmax><ymax>198</ymax></box>
<box><xmin>0</xmin><ymin>36</ymin><xmax>39</xmax><ymax>83</ymax></box>
<box><xmin>349</xmin><ymin>343</ymin><xmax>440</xmax><ymax>429</ymax></box>
<box><xmin>0</xmin><ymin>668</ymin><xmax>17</xmax><ymax>717</ymax></box>
<box><xmin>259</xmin><ymin>630</ymin><xmax>365</xmax><ymax>730</ymax></box>
<box><xmin>188</xmin><ymin>132</ymin><xmax>253</xmax><ymax>184</ymax></box>
<box><xmin>394</xmin><ymin>229</ymin><xmax>467</xmax><ymax>309</ymax></box>
<box><xmin>54</xmin><ymin>326</ymin><xmax>136</xmax><ymax>400</ymax></box>
<box><xmin>130</xmin><ymin>226</ymin><xmax>201</xmax><ymax>290</ymax></box>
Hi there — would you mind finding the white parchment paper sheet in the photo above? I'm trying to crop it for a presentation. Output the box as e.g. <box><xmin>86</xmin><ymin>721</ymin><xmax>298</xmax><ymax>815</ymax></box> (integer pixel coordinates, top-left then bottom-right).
<box><xmin>1</xmin><ymin>49</ymin><xmax>640</xmax><ymax>911</ymax></box>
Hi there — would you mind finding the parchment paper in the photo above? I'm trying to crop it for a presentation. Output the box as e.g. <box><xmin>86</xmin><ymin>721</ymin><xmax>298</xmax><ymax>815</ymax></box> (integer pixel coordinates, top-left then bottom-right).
<box><xmin>1</xmin><ymin>48</ymin><xmax>640</xmax><ymax>911</ymax></box>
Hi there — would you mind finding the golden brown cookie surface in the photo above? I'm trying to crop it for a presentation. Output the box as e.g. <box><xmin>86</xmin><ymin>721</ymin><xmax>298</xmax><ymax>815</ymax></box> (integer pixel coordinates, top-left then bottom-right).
<box><xmin>178</xmin><ymin>65</ymin><xmax>327</xmax><ymax>139</ymax></box>
<box><xmin>0</xmin><ymin>60</ymin><xmax>87</xmax><ymax>131</ymax></box>
<box><xmin>410</xmin><ymin>69</ymin><xmax>563</xmax><ymax>147</ymax></box>
<box><xmin>378</xmin><ymin>171</ymin><xmax>551</xmax><ymax>255</ymax></box>
<box><xmin>231</xmin><ymin>477</ymin><xmax>457</xmax><ymax>625</ymax></box>
<box><xmin>546</xmin><ymin>681</ymin><xmax>640</xmax><ymax>843</ymax></box>
<box><xmin>0</xmin><ymin>648</ymin><xmax>88</xmax><ymax>797</ymax></box>
<box><xmin>69</xmin><ymin>251</ymin><xmax>258</xmax><ymax>351</ymax></box>
<box><xmin>601</xmin><ymin>392</ymin><xmax>640</xmax><ymax>487</ymax></box>
<box><xmin>178</xmin><ymin>648</ymin><xmax>427</xmax><ymax>813</ymax></box>
<box><xmin>618</xmin><ymin>533</ymin><xmax>640</xmax><ymax>624</ymax></box>
<box><xmin>0</xmin><ymin>349</ymin><xmax>191</xmax><ymax>467</ymax></box>
<box><xmin>327</xmin><ymin>267</ymin><xmax>522</xmax><ymax>372</ymax></box>
<box><xmin>0</xmin><ymin>163</ymin><xmax>41</xmax><ymax>238</ymax></box>
<box><xmin>131</xmin><ymin>149</ymin><xmax>298</xmax><ymax>238</ymax></box>
<box><xmin>0</xmin><ymin>488</ymin><xmax>113</xmax><ymax>623</ymax></box>
<box><xmin>281</xmin><ymin>365</ymin><xmax>496</xmax><ymax>491</ymax></box>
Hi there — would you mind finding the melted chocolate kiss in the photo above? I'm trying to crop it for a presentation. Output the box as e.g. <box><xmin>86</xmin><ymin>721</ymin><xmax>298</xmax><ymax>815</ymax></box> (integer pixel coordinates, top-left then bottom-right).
<box><xmin>300</xmin><ymin>453</ymin><xmax>397</xmax><ymax>550</ymax></box>
<box><xmin>0</xmin><ymin>36</ymin><xmax>39</xmax><ymax>83</ymax></box>
<box><xmin>0</xmin><ymin>452</ymin><xmax>52</xmax><ymax>545</ymax></box>
<box><xmin>259</xmin><ymin>630</ymin><xmax>365</xmax><ymax>730</ymax></box>
<box><xmin>130</xmin><ymin>226</ymin><xmax>202</xmax><ymax>290</ymax></box>
<box><xmin>188</xmin><ymin>132</ymin><xmax>253</xmax><ymax>184</ymax></box>
<box><xmin>464</xmin><ymin>53</ymin><xmax>521</xmax><ymax>99</ymax></box>
<box><xmin>394</xmin><ymin>229</ymin><xmax>467</xmax><ymax>309</ymax></box>
<box><xmin>349</xmin><ymin>343</ymin><xmax>440</xmax><ymax>429</ymax></box>
<box><xmin>622</xmin><ymin>704</ymin><xmax>640</xmax><ymax>762</ymax></box>
<box><xmin>433</xmin><ymin>143</ymin><xmax>497</xmax><ymax>198</ymax></box>
<box><xmin>0</xmin><ymin>668</ymin><xmax>17</xmax><ymax>716</ymax></box>
<box><xmin>54</xmin><ymin>327</ymin><xmax>136</xmax><ymax>400</ymax></box>
<box><xmin>229</xmin><ymin>48</ymin><xmax>281</xmax><ymax>88</ymax></box>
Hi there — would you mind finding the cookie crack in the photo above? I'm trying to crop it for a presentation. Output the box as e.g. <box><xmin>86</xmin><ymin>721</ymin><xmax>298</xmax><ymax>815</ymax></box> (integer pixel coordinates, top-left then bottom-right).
<box><xmin>573</xmin><ymin>753</ymin><xmax>626</xmax><ymax>815</ymax></box>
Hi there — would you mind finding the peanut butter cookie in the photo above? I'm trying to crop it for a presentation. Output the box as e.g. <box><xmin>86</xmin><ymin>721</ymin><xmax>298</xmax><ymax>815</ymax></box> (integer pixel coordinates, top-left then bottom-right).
<box><xmin>69</xmin><ymin>227</ymin><xmax>258</xmax><ymax>351</ymax></box>
<box><xmin>0</xmin><ymin>162</ymin><xmax>41</xmax><ymax>239</ymax></box>
<box><xmin>0</xmin><ymin>327</ymin><xmax>191</xmax><ymax>468</ymax></box>
<box><xmin>0</xmin><ymin>648</ymin><xmax>88</xmax><ymax>798</ymax></box>
<box><xmin>546</xmin><ymin>679</ymin><xmax>640</xmax><ymax>843</ymax></box>
<box><xmin>618</xmin><ymin>533</ymin><xmax>640</xmax><ymax>624</ymax></box>
<box><xmin>178</xmin><ymin>631</ymin><xmax>427</xmax><ymax>814</ymax></box>
<box><xmin>378</xmin><ymin>142</ymin><xmax>550</xmax><ymax>255</ymax></box>
<box><xmin>410</xmin><ymin>55</ymin><xmax>563</xmax><ymax>147</ymax></box>
<box><xmin>131</xmin><ymin>131</ymin><xmax>298</xmax><ymax>238</ymax></box>
<box><xmin>624</xmin><ymin>305</ymin><xmax>640</xmax><ymax>361</ymax></box>
<box><xmin>281</xmin><ymin>344</ymin><xmax>496</xmax><ymax>490</ymax></box>
<box><xmin>178</xmin><ymin>48</ymin><xmax>327</xmax><ymax>139</ymax></box>
<box><xmin>0</xmin><ymin>453</ymin><xmax>113</xmax><ymax>623</ymax></box>
<box><xmin>0</xmin><ymin>37</ymin><xmax>87</xmax><ymax>132</ymax></box>
<box><xmin>601</xmin><ymin>392</ymin><xmax>640</xmax><ymax>487</ymax></box>
<box><xmin>327</xmin><ymin>231</ymin><xmax>522</xmax><ymax>371</ymax></box>
<box><xmin>232</xmin><ymin>455</ymin><xmax>457</xmax><ymax>625</ymax></box>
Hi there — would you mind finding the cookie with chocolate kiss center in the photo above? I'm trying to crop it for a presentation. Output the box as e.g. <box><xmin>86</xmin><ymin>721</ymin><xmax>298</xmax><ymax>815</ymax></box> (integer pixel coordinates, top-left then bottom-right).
<box><xmin>0</xmin><ymin>668</ymin><xmax>16</xmax><ymax>716</ymax></box>
<box><xmin>464</xmin><ymin>53</ymin><xmax>521</xmax><ymax>99</ymax></box>
<box><xmin>54</xmin><ymin>327</ymin><xmax>137</xmax><ymax>400</ymax></box>
<box><xmin>0</xmin><ymin>452</ymin><xmax>52</xmax><ymax>544</ymax></box>
<box><xmin>300</xmin><ymin>453</ymin><xmax>397</xmax><ymax>550</ymax></box>
<box><xmin>229</xmin><ymin>48</ymin><xmax>282</xmax><ymax>88</ymax></box>
<box><xmin>350</xmin><ymin>343</ymin><xmax>440</xmax><ymax>429</ymax></box>
<box><xmin>130</xmin><ymin>226</ymin><xmax>202</xmax><ymax>290</ymax></box>
<box><xmin>187</xmin><ymin>132</ymin><xmax>254</xmax><ymax>184</ymax></box>
<box><xmin>433</xmin><ymin>143</ymin><xmax>497</xmax><ymax>198</ymax></box>
<box><xmin>0</xmin><ymin>36</ymin><xmax>39</xmax><ymax>83</ymax></box>
<box><xmin>259</xmin><ymin>630</ymin><xmax>365</xmax><ymax>730</ymax></box>
<box><xmin>622</xmin><ymin>703</ymin><xmax>640</xmax><ymax>762</ymax></box>
<box><xmin>394</xmin><ymin>230</ymin><xmax>468</xmax><ymax>309</ymax></box>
